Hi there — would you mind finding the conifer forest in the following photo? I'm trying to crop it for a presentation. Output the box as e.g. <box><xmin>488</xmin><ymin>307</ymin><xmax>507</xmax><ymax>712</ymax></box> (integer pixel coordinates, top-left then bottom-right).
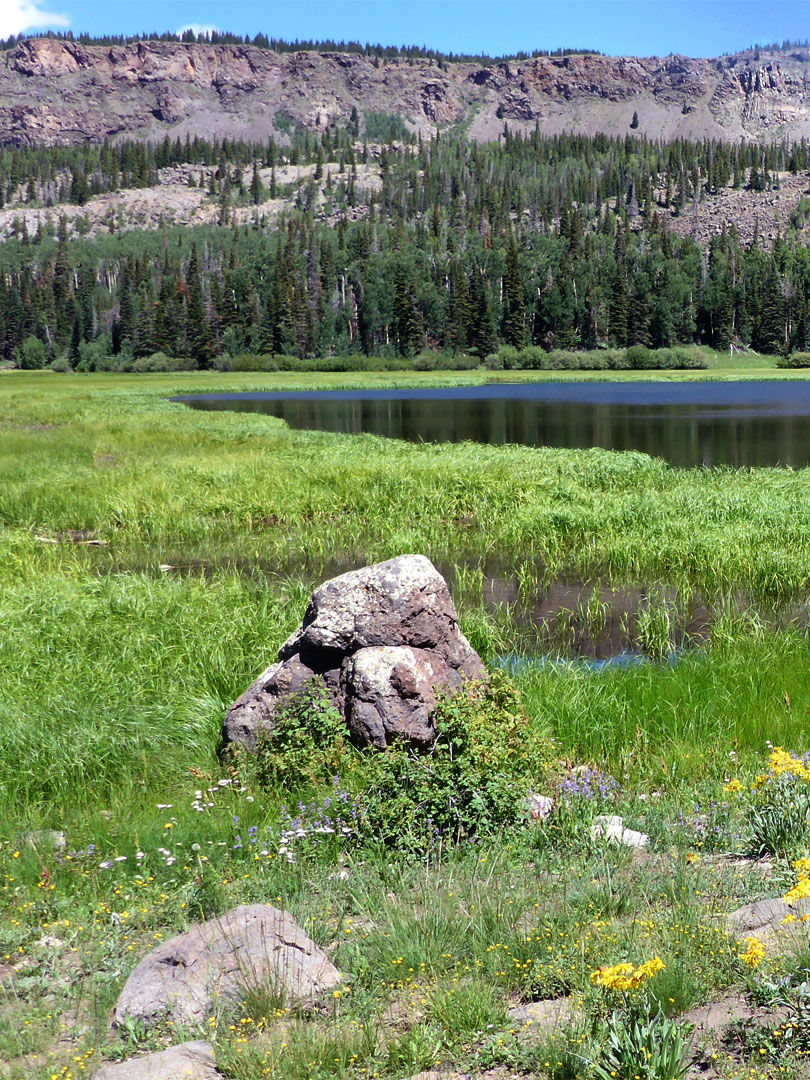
<box><xmin>3</xmin><ymin>124</ymin><xmax>810</xmax><ymax>369</ymax></box>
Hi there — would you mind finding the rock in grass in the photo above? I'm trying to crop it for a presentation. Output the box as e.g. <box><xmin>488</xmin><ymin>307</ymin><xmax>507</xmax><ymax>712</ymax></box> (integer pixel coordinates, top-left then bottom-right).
<box><xmin>113</xmin><ymin>904</ymin><xmax>340</xmax><ymax>1029</ymax></box>
<box><xmin>507</xmin><ymin>997</ymin><xmax>573</xmax><ymax>1031</ymax></box>
<box><xmin>20</xmin><ymin>828</ymin><xmax>66</xmax><ymax>853</ymax></box>
<box><xmin>590</xmin><ymin>815</ymin><xmax>649</xmax><ymax>849</ymax></box>
<box><xmin>91</xmin><ymin>1041</ymin><xmax>219</xmax><ymax>1079</ymax></box>
<box><xmin>727</xmin><ymin>896</ymin><xmax>810</xmax><ymax>938</ymax></box>
<box><xmin>524</xmin><ymin>794</ymin><xmax>554</xmax><ymax>821</ymax></box>
<box><xmin>223</xmin><ymin>555</ymin><xmax>486</xmax><ymax>751</ymax></box>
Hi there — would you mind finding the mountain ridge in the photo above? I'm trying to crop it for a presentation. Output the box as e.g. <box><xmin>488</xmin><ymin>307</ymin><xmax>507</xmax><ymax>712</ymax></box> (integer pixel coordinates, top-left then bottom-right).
<box><xmin>6</xmin><ymin>37</ymin><xmax>810</xmax><ymax>146</ymax></box>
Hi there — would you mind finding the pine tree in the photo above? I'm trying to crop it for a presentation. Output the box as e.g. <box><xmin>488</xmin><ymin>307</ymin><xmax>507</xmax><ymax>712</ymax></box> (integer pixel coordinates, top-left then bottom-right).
<box><xmin>502</xmin><ymin>239</ymin><xmax>526</xmax><ymax>348</ymax></box>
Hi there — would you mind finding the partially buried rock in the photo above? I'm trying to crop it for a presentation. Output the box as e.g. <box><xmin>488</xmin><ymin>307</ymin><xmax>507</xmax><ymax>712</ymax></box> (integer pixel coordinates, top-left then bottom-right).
<box><xmin>92</xmin><ymin>1041</ymin><xmax>220</xmax><ymax>1080</ymax></box>
<box><xmin>590</xmin><ymin>815</ymin><xmax>649</xmax><ymax>849</ymax></box>
<box><xmin>223</xmin><ymin>555</ymin><xmax>486</xmax><ymax>751</ymax></box>
<box><xmin>113</xmin><ymin>904</ymin><xmax>340</xmax><ymax>1029</ymax></box>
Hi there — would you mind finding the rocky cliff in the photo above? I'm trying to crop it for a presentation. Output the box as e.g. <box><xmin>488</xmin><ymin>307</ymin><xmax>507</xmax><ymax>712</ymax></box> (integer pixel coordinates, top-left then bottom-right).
<box><xmin>5</xmin><ymin>38</ymin><xmax>810</xmax><ymax>145</ymax></box>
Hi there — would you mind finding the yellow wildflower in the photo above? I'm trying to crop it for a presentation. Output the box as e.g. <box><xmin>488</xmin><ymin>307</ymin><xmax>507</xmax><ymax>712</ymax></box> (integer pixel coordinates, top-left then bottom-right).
<box><xmin>739</xmin><ymin>936</ymin><xmax>765</xmax><ymax>969</ymax></box>
<box><xmin>590</xmin><ymin>957</ymin><xmax>665</xmax><ymax>992</ymax></box>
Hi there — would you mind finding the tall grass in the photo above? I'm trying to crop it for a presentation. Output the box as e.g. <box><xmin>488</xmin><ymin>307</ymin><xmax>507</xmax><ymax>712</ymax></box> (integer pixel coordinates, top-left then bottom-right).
<box><xmin>3</xmin><ymin>372</ymin><xmax>810</xmax><ymax>823</ymax></box>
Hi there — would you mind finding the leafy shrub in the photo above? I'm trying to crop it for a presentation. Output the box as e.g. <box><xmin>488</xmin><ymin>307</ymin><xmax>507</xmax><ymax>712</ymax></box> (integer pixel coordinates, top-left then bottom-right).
<box><xmin>625</xmin><ymin>345</ymin><xmax>653</xmax><ymax>369</ymax></box>
<box><xmin>273</xmin><ymin>109</ymin><xmax>295</xmax><ymax>136</ymax></box>
<box><xmin>364</xmin><ymin>110</ymin><xmax>410</xmax><ymax>142</ymax></box>
<box><xmin>249</xmin><ymin>671</ymin><xmax>549</xmax><ymax>857</ymax></box>
<box><xmin>228</xmin><ymin>353</ymin><xmax>280</xmax><ymax>372</ymax></box>
<box><xmin>16</xmin><ymin>335</ymin><xmax>48</xmax><ymax>370</ymax></box>
<box><xmin>129</xmin><ymin>352</ymin><xmax>196</xmax><ymax>373</ymax></box>
<box><xmin>50</xmin><ymin>356</ymin><xmax>73</xmax><ymax>373</ymax></box>
<box><xmin>669</xmin><ymin>347</ymin><xmax>708</xmax><ymax>369</ymax></box>
<box><xmin>75</xmin><ymin>336</ymin><xmax>117</xmax><ymax>372</ymax></box>
<box><xmin>489</xmin><ymin>345</ymin><xmax>705</xmax><ymax>371</ymax></box>
<box><xmin>778</xmin><ymin>352</ymin><xmax>810</xmax><ymax>368</ymax></box>
<box><xmin>355</xmin><ymin>671</ymin><xmax>551</xmax><ymax>854</ymax></box>
<box><xmin>252</xmin><ymin>684</ymin><xmax>347</xmax><ymax>793</ymax></box>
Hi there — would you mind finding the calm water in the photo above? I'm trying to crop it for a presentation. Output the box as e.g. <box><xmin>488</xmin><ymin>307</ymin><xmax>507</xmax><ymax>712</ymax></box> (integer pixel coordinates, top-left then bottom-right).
<box><xmin>175</xmin><ymin>381</ymin><xmax>810</xmax><ymax>468</ymax></box>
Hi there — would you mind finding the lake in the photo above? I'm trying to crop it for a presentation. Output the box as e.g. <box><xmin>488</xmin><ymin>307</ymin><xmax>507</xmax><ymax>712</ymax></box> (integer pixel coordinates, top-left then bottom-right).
<box><xmin>175</xmin><ymin>381</ymin><xmax>810</xmax><ymax>468</ymax></box>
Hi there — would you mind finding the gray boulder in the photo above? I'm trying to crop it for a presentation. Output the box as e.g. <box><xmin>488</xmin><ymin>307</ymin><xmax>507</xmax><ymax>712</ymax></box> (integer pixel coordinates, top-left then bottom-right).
<box><xmin>92</xmin><ymin>1042</ymin><xmax>219</xmax><ymax>1080</ymax></box>
<box><xmin>113</xmin><ymin>904</ymin><xmax>340</xmax><ymax>1029</ymax></box>
<box><xmin>223</xmin><ymin>555</ymin><xmax>486</xmax><ymax>751</ymax></box>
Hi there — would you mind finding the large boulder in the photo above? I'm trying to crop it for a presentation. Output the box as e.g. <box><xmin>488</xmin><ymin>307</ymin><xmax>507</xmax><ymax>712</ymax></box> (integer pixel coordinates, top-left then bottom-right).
<box><xmin>343</xmin><ymin>646</ymin><xmax>462</xmax><ymax>749</ymax></box>
<box><xmin>113</xmin><ymin>904</ymin><xmax>340</xmax><ymax>1029</ymax></box>
<box><xmin>223</xmin><ymin>555</ymin><xmax>486</xmax><ymax>751</ymax></box>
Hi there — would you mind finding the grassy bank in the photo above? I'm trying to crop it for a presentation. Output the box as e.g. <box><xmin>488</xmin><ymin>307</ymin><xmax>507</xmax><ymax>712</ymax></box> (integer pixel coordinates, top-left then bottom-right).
<box><xmin>3</xmin><ymin>371</ymin><xmax>810</xmax><ymax>1079</ymax></box>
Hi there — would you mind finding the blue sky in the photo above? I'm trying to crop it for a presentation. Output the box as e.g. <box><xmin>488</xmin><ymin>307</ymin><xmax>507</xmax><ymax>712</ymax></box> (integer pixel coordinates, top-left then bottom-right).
<box><xmin>4</xmin><ymin>1</ymin><xmax>810</xmax><ymax>59</ymax></box>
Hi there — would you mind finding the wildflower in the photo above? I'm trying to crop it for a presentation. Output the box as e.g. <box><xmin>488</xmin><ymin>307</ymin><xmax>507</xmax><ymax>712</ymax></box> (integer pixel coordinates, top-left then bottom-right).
<box><xmin>739</xmin><ymin>936</ymin><xmax>765</xmax><ymax>969</ymax></box>
<box><xmin>722</xmin><ymin>778</ymin><xmax>744</xmax><ymax>794</ymax></box>
<box><xmin>783</xmin><ymin>858</ymin><xmax>810</xmax><ymax>906</ymax></box>
<box><xmin>590</xmin><ymin>957</ymin><xmax>664</xmax><ymax>991</ymax></box>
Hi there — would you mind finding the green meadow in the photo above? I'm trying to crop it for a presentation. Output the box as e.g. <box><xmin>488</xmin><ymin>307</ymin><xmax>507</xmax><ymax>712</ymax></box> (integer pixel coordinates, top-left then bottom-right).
<box><xmin>4</xmin><ymin>369</ymin><xmax>810</xmax><ymax>1080</ymax></box>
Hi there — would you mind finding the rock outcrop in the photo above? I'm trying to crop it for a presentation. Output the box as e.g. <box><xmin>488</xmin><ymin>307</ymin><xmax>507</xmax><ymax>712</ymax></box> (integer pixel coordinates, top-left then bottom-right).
<box><xmin>113</xmin><ymin>904</ymin><xmax>340</xmax><ymax>1028</ymax></box>
<box><xmin>5</xmin><ymin>38</ymin><xmax>810</xmax><ymax>147</ymax></box>
<box><xmin>223</xmin><ymin>555</ymin><xmax>486</xmax><ymax>751</ymax></box>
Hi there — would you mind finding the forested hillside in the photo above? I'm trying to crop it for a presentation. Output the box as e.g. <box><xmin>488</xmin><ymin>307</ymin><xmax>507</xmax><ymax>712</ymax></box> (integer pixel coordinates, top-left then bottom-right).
<box><xmin>3</xmin><ymin>126</ymin><xmax>810</xmax><ymax>369</ymax></box>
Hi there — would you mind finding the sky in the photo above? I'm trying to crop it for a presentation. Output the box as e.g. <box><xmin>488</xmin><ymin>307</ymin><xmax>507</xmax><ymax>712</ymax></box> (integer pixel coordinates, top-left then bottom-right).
<box><xmin>4</xmin><ymin>0</ymin><xmax>810</xmax><ymax>59</ymax></box>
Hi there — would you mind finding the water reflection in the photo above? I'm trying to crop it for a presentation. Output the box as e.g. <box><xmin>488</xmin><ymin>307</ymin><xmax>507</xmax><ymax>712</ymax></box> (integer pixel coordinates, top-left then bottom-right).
<box><xmin>175</xmin><ymin>381</ymin><xmax>810</xmax><ymax>468</ymax></box>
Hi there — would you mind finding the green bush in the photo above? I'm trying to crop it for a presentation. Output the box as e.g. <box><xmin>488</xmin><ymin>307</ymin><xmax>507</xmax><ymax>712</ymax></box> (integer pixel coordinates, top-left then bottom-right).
<box><xmin>252</xmin><ymin>684</ymin><xmax>347</xmax><ymax>793</ymax></box>
<box><xmin>129</xmin><ymin>352</ymin><xmax>197</xmax><ymax>373</ymax></box>
<box><xmin>248</xmin><ymin>671</ymin><xmax>549</xmax><ymax>857</ymax></box>
<box><xmin>625</xmin><ymin>345</ymin><xmax>653</xmax><ymax>369</ymax></box>
<box><xmin>489</xmin><ymin>345</ymin><xmax>705</xmax><ymax>372</ymax></box>
<box><xmin>16</xmin><ymin>335</ymin><xmax>48</xmax><ymax>370</ymax></box>
<box><xmin>364</xmin><ymin>110</ymin><xmax>410</xmax><ymax>142</ymax></box>
<box><xmin>355</xmin><ymin>671</ymin><xmax>551</xmax><ymax>854</ymax></box>
<box><xmin>778</xmin><ymin>352</ymin><xmax>810</xmax><ymax>368</ymax></box>
<box><xmin>228</xmin><ymin>353</ymin><xmax>280</xmax><ymax>372</ymax></box>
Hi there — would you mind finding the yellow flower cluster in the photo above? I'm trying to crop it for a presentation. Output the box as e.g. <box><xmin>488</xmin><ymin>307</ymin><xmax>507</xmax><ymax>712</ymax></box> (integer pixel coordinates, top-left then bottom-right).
<box><xmin>738</xmin><ymin>936</ymin><xmax>765</xmax><ymax>969</ymax></box>
<box><xmin>722</xmin><ymin>778</ymin><xmax>744</xmax><ymax>794</ymax></box>
<box><xmin>589</xmin><ymin>956</ymin><xmax>665</xmax><ymax>991</ymax></box>
<box><xmin>782</xmin><ymin>857</ymin><xmax>810</xmax><ymax>906</ymax></box>
<box><xmin>767</xmin><ymin>747</ymin><xmax>810</xmax><ymax>783</ymax></box>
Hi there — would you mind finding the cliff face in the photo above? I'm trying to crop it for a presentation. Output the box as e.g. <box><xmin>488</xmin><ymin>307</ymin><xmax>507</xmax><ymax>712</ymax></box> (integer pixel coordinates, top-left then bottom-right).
<box><xmin>4</xmin><ymin>37</ymin><xmax>810</xmax><ymax>146</ymax></box>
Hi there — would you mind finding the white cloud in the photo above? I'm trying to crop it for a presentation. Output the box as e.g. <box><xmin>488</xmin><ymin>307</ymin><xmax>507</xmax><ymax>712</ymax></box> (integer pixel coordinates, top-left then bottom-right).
<box><xmin>176</xmin><ymin>23</ymin><xmax>221</xmax><ymax>37</ymax></box>
<box><xmin>0</xmin><ymin>1</ymin><xmax>70</xmax><ymax>38</ymax></box>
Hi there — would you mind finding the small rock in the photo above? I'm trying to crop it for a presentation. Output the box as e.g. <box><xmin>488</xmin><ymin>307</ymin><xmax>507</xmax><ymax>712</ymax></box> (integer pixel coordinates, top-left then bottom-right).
<box><xmin>525</xmin><ymin>794</ymin><xmax>554</xmax><ymax>821</ymax></box>
<box><xmin>20</xmin><ymin>829</ymin><xmax>66</xmax><ymax>853</ymax></box>
<box><xmin>114</xmin><ymin>904</ymin><xmax>340</xmax><ymax>1028</ymax></box>
<box><xmin>591</xmin><ymin>815</ymin><xmax>649</xmax><ymax>849</ymax></box>
<box><xmin>92</xmin><ymin>1041</ymin><xmax>220</xmax><ymax>1080</ymax></box>
<box><xmin>507</xmin><ymin>997</ymin><xmax>572</xmax><ymax>1030</ymax></box>
<box><xmin>35</xmin><ymin>935</ymin><xmax>64</xmax><ymax>950</ymax></box>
